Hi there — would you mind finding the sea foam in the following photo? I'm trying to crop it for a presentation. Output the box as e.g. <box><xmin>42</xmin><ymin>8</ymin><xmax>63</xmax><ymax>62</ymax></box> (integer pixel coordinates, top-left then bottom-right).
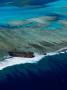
<box><xmin>0</xmin><ymin>48</ymin><xmax>66</xmax><ymax>70</ymax></box>
<box><xmin>0</xmin><ymin>53</ymin><xmax>45</xmax><ymax>70</ymax></box>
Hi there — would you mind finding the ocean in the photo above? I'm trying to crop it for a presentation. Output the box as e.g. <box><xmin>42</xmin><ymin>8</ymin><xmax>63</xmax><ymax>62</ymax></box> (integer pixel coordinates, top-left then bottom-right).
<box><xmin>0</xmin><ymin>52</ymin><xmax>67</xmax><ymax>90</ymax></box>
<box><xmin>0</xmin><ymin>0</ymin><xmax>67</xmax><ymax>90</ymax></box>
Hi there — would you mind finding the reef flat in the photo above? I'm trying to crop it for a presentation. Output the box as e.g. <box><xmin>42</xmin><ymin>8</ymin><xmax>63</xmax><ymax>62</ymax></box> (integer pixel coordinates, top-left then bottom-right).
<box><xmin>0</xmin><ymin>15</ymin><xmax>67</xmax><ymax>55</ymax></box>
<box><xmin>0</xmin><ymin>0</ymin><xmax>66</xmax><ymax>60</ymax></box>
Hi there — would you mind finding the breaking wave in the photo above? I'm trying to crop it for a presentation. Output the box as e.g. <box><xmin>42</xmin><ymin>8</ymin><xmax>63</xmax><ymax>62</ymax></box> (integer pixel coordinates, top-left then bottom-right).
<box><xmin>0</xmin><ymin>47</ymin><xmax>67</xmax><ymax>70</ymax></box>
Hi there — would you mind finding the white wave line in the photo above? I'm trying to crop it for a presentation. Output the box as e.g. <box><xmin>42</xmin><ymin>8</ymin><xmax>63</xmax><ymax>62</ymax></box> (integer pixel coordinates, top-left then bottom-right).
<box><xmin>0</xmin><ymin>54</ymin><xmax>45</xmax><ymax>70</ymax></box>
<box><xmin>0</xmin><ymin>47</ymin><xmax>67</xmax><ymax>70</ymax></box>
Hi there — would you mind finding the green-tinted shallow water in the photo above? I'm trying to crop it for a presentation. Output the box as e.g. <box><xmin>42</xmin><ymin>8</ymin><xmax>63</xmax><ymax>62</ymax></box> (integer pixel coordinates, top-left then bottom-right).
<box><xmin>0</xmin><ymin>0</ymin><xmax>67</xmax><ymax>60</ymax></box>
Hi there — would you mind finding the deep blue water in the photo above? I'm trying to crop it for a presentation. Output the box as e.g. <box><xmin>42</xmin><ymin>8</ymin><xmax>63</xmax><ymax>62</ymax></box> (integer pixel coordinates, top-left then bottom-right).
<box><xmin>0</xmin><ymin>52</ymin><xmax>67</xmax><ymax>90</ymax></box>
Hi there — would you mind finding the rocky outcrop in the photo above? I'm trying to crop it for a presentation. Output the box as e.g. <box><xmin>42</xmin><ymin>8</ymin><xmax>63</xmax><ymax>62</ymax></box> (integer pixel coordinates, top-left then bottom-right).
<box><xmin>8</xmin><ymin>51</ymin><xmax>34</xmax><ymax>58</ymax></box>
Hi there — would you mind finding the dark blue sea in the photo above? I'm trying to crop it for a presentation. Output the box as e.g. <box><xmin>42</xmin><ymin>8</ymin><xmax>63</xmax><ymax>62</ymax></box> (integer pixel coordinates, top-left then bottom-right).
<box><xmin>0</xmin><ymin>52</ymin><xmax>67</xmax><ymax>90</ymax></box>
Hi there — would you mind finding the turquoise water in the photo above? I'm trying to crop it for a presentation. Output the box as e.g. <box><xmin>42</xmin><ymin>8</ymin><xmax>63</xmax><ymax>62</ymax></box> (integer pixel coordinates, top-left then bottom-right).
<box><xmin>0</xmin><ymin>0</ymin><xmax>67</xmax><ymax>24</ymax></box>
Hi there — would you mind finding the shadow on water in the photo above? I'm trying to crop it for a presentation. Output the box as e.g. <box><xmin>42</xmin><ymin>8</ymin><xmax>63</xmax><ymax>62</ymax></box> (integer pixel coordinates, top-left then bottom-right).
<box><xmin>0</xmin><ymin>0</ymin><xmax>59</xmax><ymax>6</ymax></box>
